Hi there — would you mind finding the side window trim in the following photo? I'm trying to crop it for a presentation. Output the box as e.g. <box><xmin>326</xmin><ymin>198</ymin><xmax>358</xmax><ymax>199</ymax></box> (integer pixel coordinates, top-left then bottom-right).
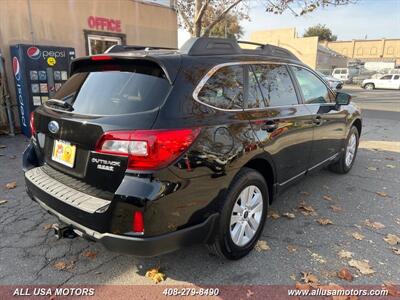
<box><xmin>193</xmin><ymin>61</ymin><xmax>313</xmax><ymax>112</ymax></box>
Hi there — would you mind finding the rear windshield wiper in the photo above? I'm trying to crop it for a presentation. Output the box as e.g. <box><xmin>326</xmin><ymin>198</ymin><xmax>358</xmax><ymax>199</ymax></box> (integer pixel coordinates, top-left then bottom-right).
<box><xmin>45</xmin><ymin>99</ymin><xmax>74</xmax><ymax>112</ymax></box>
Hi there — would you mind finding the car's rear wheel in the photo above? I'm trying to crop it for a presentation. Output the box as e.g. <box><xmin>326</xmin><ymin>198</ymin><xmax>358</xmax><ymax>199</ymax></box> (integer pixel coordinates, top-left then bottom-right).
<box><xmin>207</xmin><ymin>168</ymin><xmax>268</xmax><ymax>260</ymax></box>
<box><xmin>329</xmin><ymin>126</ymin><xmax>359</xmax><ymax>174</ymax></box>
<box><xmin>364</xmin><ymin>83</ymin><xmax>374</xmax><ymax>90</ymax></box>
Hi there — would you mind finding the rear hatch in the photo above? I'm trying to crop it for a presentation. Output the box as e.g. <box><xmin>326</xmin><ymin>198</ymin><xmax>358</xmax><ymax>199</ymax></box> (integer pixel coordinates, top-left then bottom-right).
<box><xmin>32</xmin><ymin>57</ymin><xmax>173</xmax><ymax>196</ymax></box>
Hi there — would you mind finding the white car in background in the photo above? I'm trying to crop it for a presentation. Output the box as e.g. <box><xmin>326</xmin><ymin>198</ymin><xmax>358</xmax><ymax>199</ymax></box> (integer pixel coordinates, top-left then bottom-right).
<box><xmin>317</xmin><ymin>71</ymin><xmax>343</xmax><ymax>91</ymax></box>
<box><xmin>362</xmin><ymin>74</ymin><xmax>400</xmax><ymax>90</ymax></box>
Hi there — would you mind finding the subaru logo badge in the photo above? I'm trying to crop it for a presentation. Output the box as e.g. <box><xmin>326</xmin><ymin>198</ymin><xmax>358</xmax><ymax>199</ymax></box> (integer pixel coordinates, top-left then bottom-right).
<box><xmin>48</xmin><ymin>121</ymin><xmax>60</xmax><ymax>134</ymax></box>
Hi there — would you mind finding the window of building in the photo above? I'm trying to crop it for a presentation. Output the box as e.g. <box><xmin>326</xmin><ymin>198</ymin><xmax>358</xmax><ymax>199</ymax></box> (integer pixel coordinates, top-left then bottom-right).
<box><xmin>84</xmin><ymin>30</ymin><xmax>126</xmax><ymax>55</ymax></box>
<box><xmin>249</xmin><ymin>64</ymin><xmax>298</xmax><ymax>108</ymax></box>
<box><xmin>291</xmin><ymin>66</ymin><xmax>332</xmax><ymax>104</ymax></box>
<box><xmin>197</xmin><ymin>65</ymin><xmax>244</xmax><ymax>109</ymax></box>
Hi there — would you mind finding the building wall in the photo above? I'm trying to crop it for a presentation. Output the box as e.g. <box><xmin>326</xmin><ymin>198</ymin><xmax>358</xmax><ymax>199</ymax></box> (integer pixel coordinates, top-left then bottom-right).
<box><xmin>322</xmin><ymin>39</ymin><xmax>400</xmax><ymax>64</ymax></box>
<box><xmin>0</xmin><ymin>0</ymin><xmax>177</xmax><ymax>130</ymax></box>
<box><xmin>250</xmin><ymin>28</ymin><xmax>319</xmax><ymax>69</ymax></box>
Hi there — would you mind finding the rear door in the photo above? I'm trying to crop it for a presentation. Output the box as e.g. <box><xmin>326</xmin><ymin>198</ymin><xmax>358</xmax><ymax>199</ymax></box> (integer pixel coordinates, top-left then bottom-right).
<box><xmin>33</xmin><ymin>59</ymin><xmax>172</xmax><ymax>192</ymax></box>
<box><xmin>289</xmin><ymin>65</ymin><xmax>347</xmax><ymax>169</ymax></box>
<box><xmin>245</xmin><ymin>63</ymin><xmax>314</xmax><ymax>186</ymax></box>
<box><xmin>376</xmin><ymin>75</ymin><xmax>393</xmax><ymax>89</ymax></box>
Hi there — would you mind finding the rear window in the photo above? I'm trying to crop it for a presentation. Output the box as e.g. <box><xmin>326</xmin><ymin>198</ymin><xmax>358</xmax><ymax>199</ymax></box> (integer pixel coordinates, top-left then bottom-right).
<box><xmin>52</xmin><ymin>62</ymin><xmax>170</xmax><ymax>115</ymax></box>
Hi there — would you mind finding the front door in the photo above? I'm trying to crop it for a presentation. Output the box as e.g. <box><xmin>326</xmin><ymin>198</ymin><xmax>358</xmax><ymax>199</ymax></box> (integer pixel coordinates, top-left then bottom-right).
<box><xmin>376</xmin><ymin>75</ymin><xmax>393</xmax><ymax>89</ymax></box>
<box><xmin>289</xmin><ymin>66</ymin><xmax>347</xmax><ymax>169</ymax></box>
<box><xmin>245</xmin><ymin>63</ymin><xmax>314</xmax><ymax>185</ymax></box>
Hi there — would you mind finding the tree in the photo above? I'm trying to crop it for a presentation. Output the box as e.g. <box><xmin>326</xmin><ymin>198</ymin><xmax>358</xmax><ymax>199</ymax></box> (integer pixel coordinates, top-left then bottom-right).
<box><xmin>208</xmin><ymin>13</ymin><xmax>244</xmax><ymax>39</ymax></box>
<box><xmin>303</xmin><ymin>24</ymin><xmax>338</xmax><ymax>41</ymax></box>
<box><xmin>175</xmin><ymin>0</ymin><xmax>355</xmax><ymax>38</ymax></box>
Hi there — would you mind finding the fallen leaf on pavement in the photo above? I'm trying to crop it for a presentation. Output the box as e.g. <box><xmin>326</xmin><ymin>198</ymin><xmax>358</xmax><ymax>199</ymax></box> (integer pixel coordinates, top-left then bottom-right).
<box><xmin>367</xmin><ymin>166</ymin><xmax>378</xmax><ymax>171</ymax></box>
<box><xmin>9</xmin><ymin>155</ymin><xmax>16</xmax><ymax>159</ymax></box>
<box><xmin>287</xmin><ymin>245</ymin><xmax>297</xmax><ymax>253</ymax></box>
<box><xmin>323</xmin><ymin>195</ymin><xmax>334</xmax><ymax>201</ymax></box>
<box><xmin>289</xmin><ymin>274</ymin><xmax>296</xmax><ymax>281</ymax></box>
<box><xmin>43</xmin><ymin>224</ymin><xmax>55</xmax><ymax>230</ymax></box>
<box><xmin>376</xmin><ymin>191</ymin><xmax>388</xmax><ymax>197</ymax></box>
<box><xmin>385</xmin><ymin>164</ymin><xmax>396</xmax><ymax>169</ymax></box>
<box><xmin>385</xmin><ymin>157</ymin><xmax>395</xmax><ymax>161</ymax></box>
<box><xmin>348</xmin><ymin>259</ymin><xmax>375</xmax><ymax>275</ymax></box>
<box><xmin>82</xmin><ymin>250</ymin><xmax>97</xmax><ymax>259</ymax></box>
<box><xmin>311</xmin><ymin>252</ymin><xmax>326</xmax><ymax>264</ymax></box>
<box><xmin>0</xmin><ymin>145</ymin><xmax>6</xmax><ymax>149</ymax></box>
<box><xmin>383</xmin><ymin>282</ymin><xmax>400</xmax><ymax>296</ymax></box>
<box><xmin>300</xmin><ymin>191</ymin><xmax>310</xmax><ymax>196</ymax></box>
<box><xmin>282</xmin><ymin>212</ymin><xmax>295</xmax><ymax>219</ymax></box>
<box><xmin>352</xmin><ymin>232</ymin><xmax>365</xmax><ymax>241</ymax></box>
<box><xmin>145</xmin><ymin>268</ymin><xmax>166</xmax><ymax>284</ymax></box>
<box><xmin>383</xmin><ymin>234</ymin><xmax>400</xmax><ymax>246</ymax></box>
<box><xmin>246</xmin><ymin>289</ymin><xmax>254</xmax><ymax>297</ymax></box>
<box><xmin>53</xmin><ymin>260</ymin><xmax>75</xmax><ymax>271</ymax></box>
<box><xmin>268</xmin><ymin>210</ymin><xmax>280</xmax><ymax>219</ymax></box>
<box><xmin>255</xmin><ymin>240</ymin><xmax>270</xmax><ymax>252</ymax></box>
<box><xmin>338</xmin><ymin>249</ymin><xmax>353</xmax><ymax>259</ymax></box>
<box><xmin>317</xmin><ymin>218</ymin><xmax>333</xmax><ymax>225</ymax></box>
<box><xmin>298</xmin><ymin>201</ymin><xmax>316</xmax><ymax>216</ymax></box>
<box><xmin>0</xmin><ymin>200</ymin><xmax>8</xmax><ymax>205</ymax></box>
<box><xmin>301</xmin><ymin>272</ymin><xmax>319</xmax><ymax>283</ymax></box>
<box><xmin>5</xmin><ymin>182</ymin><xmax>17</xmax><ymax>189</ymax></box>
<box><xmin>330</xmin><ymin>205</ymin><xmax>343</xmax><ymax>212</ymax></box>
<box><xmin>363</xmin><ymin>219</ymin><xmax>385</xmax><ymax>230</ymax></box>
<box><xmin>295</xmin><ymin>282</ymin><xmax>310</xmax><ymax>291</ymax></box>
<box><xmin>337</xmin><ymin>268</ymin><xmax>353</xmax><ymax>281</ymax></box>
<box><xmin>392</xmin><ymin>247</ymin><xmax>400</xmax><ymax>255</ymax></box>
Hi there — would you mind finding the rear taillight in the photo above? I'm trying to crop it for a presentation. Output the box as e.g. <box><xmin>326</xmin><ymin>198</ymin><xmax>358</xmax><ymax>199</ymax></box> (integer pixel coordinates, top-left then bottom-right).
<box><xmin>95</xmin><ymin>128</ymin><xmax>201</xmax><ymax>170</ymax></box>
<box><xmin>30</xmin><ymin>112</ymin><xmax>36</xmax><ymax>136</ymax></box>
<box><xmin>132</xmin><ymin>211</ymin><xmax>144</xmax><ymax>233</ymax></box>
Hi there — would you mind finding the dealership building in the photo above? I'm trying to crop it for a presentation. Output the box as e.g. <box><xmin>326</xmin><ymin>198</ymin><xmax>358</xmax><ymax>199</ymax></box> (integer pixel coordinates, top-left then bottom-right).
<box><xmin>0</xmin><ymin>0</ymin><xmax>178</xmax><ymax>132</ymax></box>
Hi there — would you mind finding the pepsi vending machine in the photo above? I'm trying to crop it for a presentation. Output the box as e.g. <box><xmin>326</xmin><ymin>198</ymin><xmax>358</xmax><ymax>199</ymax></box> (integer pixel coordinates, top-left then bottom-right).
<box><xmin>10</xmin><ymin>44</ymin><xmax>75</xmax><ymax>136</ymax></box>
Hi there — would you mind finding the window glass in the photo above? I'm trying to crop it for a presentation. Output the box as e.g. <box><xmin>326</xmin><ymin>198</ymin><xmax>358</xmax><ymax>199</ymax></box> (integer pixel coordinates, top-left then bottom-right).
<box><xmin>246</xmin><ymin>68</ymin><xmax>266</xmax><ymax>109</ymax></box>
<box><xmin>291</xmin><ymin>66</ymin><xmax>332</xmax><ymax>104</ymax></box>
<box><xmin>381</xmin><ymin>75</ymin><xmax>393</xmax><ymax>80</ymax></box>
<box><xmin>334</xmin><ymin>69</ymin><xmax>340</xmax><ymax>74</ymax></box>
<box><xmin>197</xmin><ymin>65</ymin><xmax>244</xmax><ymax>109</ymax></box>
<box><xmin>250</xmin><ymin>64</ymin><xmax>298</xmax><ymax>107</ymax></box>
<box><xmin>53</xmin><ymin>62</ymin><xmax>170</xmax><ymax>115</ymax></box>
<box><xmin>394</xmin><ymin>75</ymin><xmax>400</xmax><ymax>80</ymax></box>
<box><xmin>340</xmin><ymin>69</ymin><xmax>347</xmax><ymax>74</ymax></box>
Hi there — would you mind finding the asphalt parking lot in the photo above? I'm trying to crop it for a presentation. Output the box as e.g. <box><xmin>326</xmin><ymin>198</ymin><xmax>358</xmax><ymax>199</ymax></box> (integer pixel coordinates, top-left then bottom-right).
<box><xmin>0</xmin><ymin>87</ymin><xmax>399</xmax><ymax>286</ymax></box>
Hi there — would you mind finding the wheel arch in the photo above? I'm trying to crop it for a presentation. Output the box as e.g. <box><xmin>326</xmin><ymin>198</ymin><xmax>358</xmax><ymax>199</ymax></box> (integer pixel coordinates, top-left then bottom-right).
<box><xmin>242</xmin><ymin>155</ymin><xmax>276</xmax><ymax>204</ymax></box>
<box><xmin>352</xmin><ymin>118</ymin><xmax>362</xmax><ymax>137</ymax></box>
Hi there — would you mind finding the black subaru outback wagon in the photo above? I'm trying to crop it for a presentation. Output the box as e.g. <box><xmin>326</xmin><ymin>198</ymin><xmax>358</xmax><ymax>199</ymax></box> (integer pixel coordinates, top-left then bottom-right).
<box><xmin>23</xmin><ymin>38</ymin><xmax>362</xmax><ymax>260</ymax></box>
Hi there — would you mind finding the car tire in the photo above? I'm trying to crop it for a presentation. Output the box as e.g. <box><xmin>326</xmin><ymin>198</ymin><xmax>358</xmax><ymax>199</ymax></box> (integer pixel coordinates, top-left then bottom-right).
<box><xmin>207</xmin><ymin>167</ymin><xmax>269</xmax><ymax>260</ymax></box>
<box><xmin>364</xmin><ymin>83</ymin><xmax>374</xmax><ymax>90</ymax></box>
<box><xmin>329</xmin><ymin>126</ymin><xmax>359</xmax><ymax>174</ymax></box>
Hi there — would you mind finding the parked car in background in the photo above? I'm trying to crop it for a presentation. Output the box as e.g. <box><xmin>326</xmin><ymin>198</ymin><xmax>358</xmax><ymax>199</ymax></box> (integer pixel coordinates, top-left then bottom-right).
<box><xmin>332</xmin><ymin>67</ymin><xmax>360</xmax><ymax>83</ymax></box>
<box><xmin>317</xmin><ymin>71</ymin><xmax>343</xmax><ymax>91</ymax></box>
<box><xmin>362</xmin><ymin>74</ymin><xmax>400</xmax><ymax>90</ymax></box>
<box><xmin>23</xmin><ymin>38</ymin><xmax>362</xmax><ymax>260</ymax></box>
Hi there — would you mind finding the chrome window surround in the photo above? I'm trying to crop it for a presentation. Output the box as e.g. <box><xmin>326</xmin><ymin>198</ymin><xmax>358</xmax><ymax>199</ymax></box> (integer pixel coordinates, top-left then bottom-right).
<box><xmin>192</xmin><ymin>61</ymin><xmax>336</xmax><ymax>112</ymax></box>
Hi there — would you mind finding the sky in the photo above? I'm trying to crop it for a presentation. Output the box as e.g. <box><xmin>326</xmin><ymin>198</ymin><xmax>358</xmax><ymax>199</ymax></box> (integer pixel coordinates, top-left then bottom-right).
<box><xmin>178</xmin><ymin>0</ymin><xmax>400</xmax><ymax>47</ymax></box>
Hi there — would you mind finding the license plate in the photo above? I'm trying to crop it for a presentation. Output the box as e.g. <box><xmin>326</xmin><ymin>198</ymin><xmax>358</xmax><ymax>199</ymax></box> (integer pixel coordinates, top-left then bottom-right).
<box><xmin>52</xmin><ymin>140</ymin><xmax>76</xmax><ymax>168</ymax></box>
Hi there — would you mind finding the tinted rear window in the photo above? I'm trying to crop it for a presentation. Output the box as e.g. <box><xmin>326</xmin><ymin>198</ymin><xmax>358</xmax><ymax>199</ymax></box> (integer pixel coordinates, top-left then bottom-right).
<box><xmin>53</xmin><ymin>62</ymin><xmax>170</xmax><ymax>115</ymax></box>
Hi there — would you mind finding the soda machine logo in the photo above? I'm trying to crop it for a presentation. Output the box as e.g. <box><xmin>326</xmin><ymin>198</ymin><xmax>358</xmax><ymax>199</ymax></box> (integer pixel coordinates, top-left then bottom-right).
<box><xmin>12</xmin><ymin>56</ymin><xmax>26</xmax><ymax>127</ymax></box>
<box><xmin>12</xmin><ymin>57</ymin><xmax>21</xmax><ymax>80</ymax></box>
<box><xmin>27</xmin><ymin>46</ymin><xmax>41</xmax><ymax>60</ymax></box>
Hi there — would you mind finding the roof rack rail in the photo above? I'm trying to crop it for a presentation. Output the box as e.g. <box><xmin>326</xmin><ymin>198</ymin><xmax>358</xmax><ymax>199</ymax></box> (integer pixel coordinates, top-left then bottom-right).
<box><xmin>105</xmin><ymin>44</ymin><xmax>177</xmax><ymax>53</ymax></box>
<box><xmin>180</xmin><ymin>37</ymin><xmax>299</xmax><ymax>61</ymax></box>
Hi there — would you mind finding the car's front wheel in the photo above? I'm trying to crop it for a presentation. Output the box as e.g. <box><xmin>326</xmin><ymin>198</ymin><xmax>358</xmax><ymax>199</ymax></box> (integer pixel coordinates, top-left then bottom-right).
<box><xmin>364</xmin><ymin>83</ymin><xmax>374</xmax><ymax>90</ymax></box>
<box><xmin>329</xmin><ymin>126</ymin><xmax>359</xmax><ymax>174</ymax></box>
<box><xmin>207</xmin><ymin>168</ymin><xmax>268</xmax><ymax>260</ymax></box>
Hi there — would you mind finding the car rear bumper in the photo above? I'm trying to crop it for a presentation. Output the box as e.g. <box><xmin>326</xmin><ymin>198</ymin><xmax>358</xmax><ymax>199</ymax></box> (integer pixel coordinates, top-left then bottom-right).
<box><xmin>27</xmin><ymin>189</ymin><xmax>218</xmax><ymax>256</ymax></box>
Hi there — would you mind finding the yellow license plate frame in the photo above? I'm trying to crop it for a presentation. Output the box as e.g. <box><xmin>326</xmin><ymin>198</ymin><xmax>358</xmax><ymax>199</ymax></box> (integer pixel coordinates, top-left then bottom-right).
<box><xmin>52</xmin><ymin>140</ymin><xmax>76</xmax><ymax>168</ymax></box>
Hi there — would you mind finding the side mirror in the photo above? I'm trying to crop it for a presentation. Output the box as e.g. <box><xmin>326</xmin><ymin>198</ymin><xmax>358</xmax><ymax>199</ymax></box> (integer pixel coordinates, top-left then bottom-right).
<box><xmin>335</xmin><ymin>92</ymin><xmax>351</xmax><ymax>106</ymax></box>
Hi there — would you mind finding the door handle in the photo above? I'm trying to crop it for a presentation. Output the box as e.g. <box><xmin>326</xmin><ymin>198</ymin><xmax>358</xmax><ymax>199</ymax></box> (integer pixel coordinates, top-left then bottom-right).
<box><xmin>261</xmin><ymin>121</ymin><xmax>277</xmax><ymax>132</ymax></box>
<box><xmin>313</xmin><ymin>116</ymin><xmax>322</xmax><ymax>126</ymax></box>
